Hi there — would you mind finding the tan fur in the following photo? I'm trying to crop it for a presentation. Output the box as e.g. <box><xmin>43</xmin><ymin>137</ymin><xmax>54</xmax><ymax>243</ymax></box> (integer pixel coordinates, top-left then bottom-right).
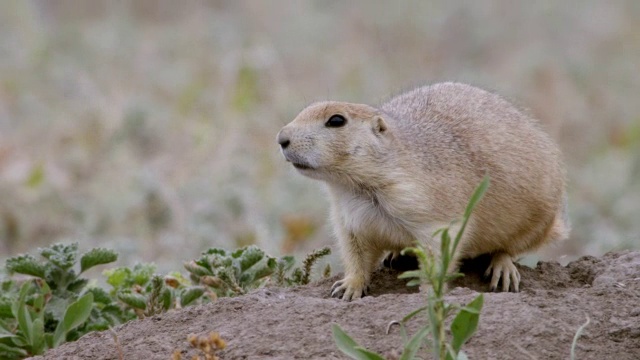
<box><xmin>277</xmin><ymin>82</ymin><xmax>569</xmax><ymax>300</ymax></box>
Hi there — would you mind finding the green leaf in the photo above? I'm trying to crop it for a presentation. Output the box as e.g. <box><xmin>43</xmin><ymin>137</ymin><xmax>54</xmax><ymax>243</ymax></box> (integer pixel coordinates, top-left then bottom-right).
<box><xmin>398</xmin><ymin>270</ymin><xmax>423</xmax><ymax>280</ymax></box>
<box><xmin>131</xmin><ymin>264</ymin><xmax>156</xmax><ymax>285</ymax></box>
<box><xmin>40</xmin><ymin>243</ymin><xmax>78</xmax><ymax>271</ymax></box>
<box><xmin>0</xmin><ymin>342</ymin><xmax>29</xmax><ymax>357</ymax></box>
<box><xmin>104</xmin><ymin>267</ymin><xmax>130</xmax><ymax>289</ymax></box>
<box><xmin>87</xmin><ymin>287</ymin><xmax>113</xmax><ymax>305</ymax></box>
<box><xmin>453</xmin><ymin>176</ymin><xmax>489</xmax><ymax>255</ymax></box>
<box><xmin>13</xmin><ymin>283</ymin><xmax>32</xmax><ymax>342</ymax></box>
<box><xmin>399</xmin><ymin>326</ymin><xmax>430</xmax><ymax>360</ymax></box>
<box><xmin>160</xmin><ymin>288</ymin><xmax>172</xmax><ymax>310</ymax></box>
<box><xmin>32</xmin><ymin>282</ymin><xmax>49</xmax><ymax>315</ymax></box>
<box><xmin>45</xmin><ymin>296</ymin><xmax>72</xmax><ymax>324</ymax></box>
<box><xmin>0</xmin><ymin>325</ymin><xmax>17</xmax><ymax>340</ymax></box>
<box><xmin>184</xmin><ymin>261</ymin><xmax>212</xmax><ymax>277</ymax></box>
<box><xmin>104</xmin><ymin>263</ymin><xmax>155</xmax><ymax>290</ymax></box>
<box><xmin>117</xmin><ymin>292</ymin><xmax>147</xmax><ymax>310</ymax></box>
<box><xmin>180</xmin><ymin>286</ymin><xmax>205</xmax><ymax>307</ymax></box>
<box><xmin>52</xmin><ymin>292</ymin><xmax>94</xmax><ymax>348</ymax></box>
<box><xmin>0</xmin><ymin>301</ymin><xmax>12</xmax><ymax>319</ymax></box>
<box><xmin>277</xmin><ymin>256</ymin><xmax>295</xmax><ymax>272</ymax></box>
<box><xmin>463</xmin><ymin>176</ymin><xmax>489</xmax><ymax>219</ymax></box>
<box><xmin>80</xmin><ymin>248</ymin><xmax>118</xmax><ymax>273</ymax></box>
<box><xmin>29</xmin><ymin>317</ymin><xmax>45</xmax><ymax>355</ymax></box>
<box><xmin>202</xmin><ymin>248</ymin><xmax>228</xmax><ymax>256</ymax></box>
<box><xmin>66</xmin><ymin>278</ymin><xmax>89</xmax><ymax>294</ymax></box>
<box><xmin>5</xmin><ymin>255</ymin><xmax>46</xmax><ymax>278</ymax></box>
<box><xmin>237</xmin><ymin>246</ymin><xmax>266</xmax><ymax>272</ymax></box>
<box><xmin>242</xmin><ymin>261</ymin><xmax>275</xmax><ymax>287</ymax></box>
<box><xmin>332</xmin><ymin>324</ymin><xmax>386</xmax><ymax>360</ymax></box>
<box><xmin>402</xmin><ymin>306</ymin><xmax>429</xmax><ymax>323</ymax></box>
<box><xmin>100</xmin><ymin>304</ymin><xmax>133</xmax><ymax>326</ymax></box>
<box><xmin>451</xmin><ymin>294</ymin><xmax>484</xmax><ymax>353</ymax></box>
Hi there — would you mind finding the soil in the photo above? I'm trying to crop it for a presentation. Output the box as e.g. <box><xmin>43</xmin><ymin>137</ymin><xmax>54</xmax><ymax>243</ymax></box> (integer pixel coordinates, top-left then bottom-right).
<box><xmin>31</xmin><ymin>251</ymin><xmax>640</xmax><ymax>360</ymax></box>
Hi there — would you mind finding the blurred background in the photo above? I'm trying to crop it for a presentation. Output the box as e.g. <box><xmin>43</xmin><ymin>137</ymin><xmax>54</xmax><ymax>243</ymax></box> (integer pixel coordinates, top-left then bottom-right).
<box><xmin>1</xmin><ymin>0</ymin><xmax>639</xmax><ymax>272</ymax></box>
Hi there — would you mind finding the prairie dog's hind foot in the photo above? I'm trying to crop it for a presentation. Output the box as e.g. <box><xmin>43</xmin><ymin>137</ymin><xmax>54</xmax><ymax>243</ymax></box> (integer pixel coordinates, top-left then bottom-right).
<box><xmin>484</xmin><ymin>252</ymin><xmax>521</xmax><ymax>292</ymax></box>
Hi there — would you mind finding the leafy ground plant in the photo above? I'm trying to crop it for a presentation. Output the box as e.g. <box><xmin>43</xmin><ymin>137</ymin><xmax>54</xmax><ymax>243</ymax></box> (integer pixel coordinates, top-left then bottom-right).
<box><xmin>333</xmin><ymin>176</ymin><xmax>489</xmax><ymax>360</ymax></box>
<box><xmin>1</xmin><ymin>242</ymin><xmax>121</xmax><ymax>358</ymax></box>
<box><xmin>185</xmin><ymin>245</ymin><xmax>330</xmax><ymax>297</ymax></box>
<box><xmin>3</xmin><ymin>242</ymin><xmax>122</xmax><ymax>333</ymax></box>
<box><xmin>1</xmin><ymin>242</ymin><xmax>331</xmax><ymax>359</ymax></box>
<box><xmin>105</xmin><ymin>264</ymin><xmax>208</xmax><ymax>318</ymax></box>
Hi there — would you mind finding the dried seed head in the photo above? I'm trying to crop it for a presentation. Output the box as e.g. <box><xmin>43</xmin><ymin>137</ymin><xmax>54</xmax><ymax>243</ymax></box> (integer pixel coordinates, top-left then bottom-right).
<box><xmin>188</xmin><ymin>334</ymin><xmax>198</xmax><ymax>347</ymax></box>
<box><xmin>165</xmin><ymin>276</ymin><xmax>180</xmax><ymax>288</ymax></box>
<box><xmin>171</xmin><ymin>349</ymin><xmax>182</xmax><ymax>360</ymax></box>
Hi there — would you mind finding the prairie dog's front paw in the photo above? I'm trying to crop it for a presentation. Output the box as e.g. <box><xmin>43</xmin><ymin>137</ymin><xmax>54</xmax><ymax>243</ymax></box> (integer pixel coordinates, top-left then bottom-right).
<box><xmin>331</xmin><ymin>276</ymin><xmax>369</xmax><ymax>301</ymax></box>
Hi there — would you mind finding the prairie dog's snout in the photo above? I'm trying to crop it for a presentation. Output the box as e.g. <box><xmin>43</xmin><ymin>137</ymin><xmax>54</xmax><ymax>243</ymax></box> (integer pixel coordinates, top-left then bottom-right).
<box><xmin>276</xmin><ymin>126</ymin><xmax>291</xmax><ymax>150</ymax></box>
<box><xmin>276</xmin><ymin>123</ymin><xmax>322</xmax><ymax>172</ymax></box>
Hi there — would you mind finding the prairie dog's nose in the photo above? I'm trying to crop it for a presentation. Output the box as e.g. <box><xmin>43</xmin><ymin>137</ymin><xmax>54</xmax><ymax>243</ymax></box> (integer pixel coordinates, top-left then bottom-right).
<box><xmin>277</xmin><ymin>131</ymin><xmax>290</xmax><ymax>149</ymax></box>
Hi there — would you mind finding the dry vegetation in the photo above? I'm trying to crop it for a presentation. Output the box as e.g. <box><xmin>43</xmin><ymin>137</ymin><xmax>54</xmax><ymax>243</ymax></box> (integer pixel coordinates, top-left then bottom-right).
<box><xmin>0</xmin><ymin>1</ymin><xmax>639</xmax><ymax>270</ymax></box>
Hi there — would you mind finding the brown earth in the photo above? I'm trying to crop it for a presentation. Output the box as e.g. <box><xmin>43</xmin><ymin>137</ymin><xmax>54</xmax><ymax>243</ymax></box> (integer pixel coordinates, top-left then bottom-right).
<box><xmin>32</xmin><ymin>251</ymin><xmax>640</xmax><ymax>360</ymax></box>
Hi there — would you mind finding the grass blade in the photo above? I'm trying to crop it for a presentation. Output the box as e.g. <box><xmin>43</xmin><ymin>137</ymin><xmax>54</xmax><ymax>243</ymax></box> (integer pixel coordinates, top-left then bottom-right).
<box><xmin>570</xmin><ymin>315</ymin><xmax>590</xmax><ymax>360</ymax></box>
<box><xmin>453</xmin><ymin>176</ymin><xmax>489</xmax><ymax>252</ymax></box>
<box><xmin>399</xmin><ymin>326</ymin><xmax>430</xmax><ymax>360</ymax></box>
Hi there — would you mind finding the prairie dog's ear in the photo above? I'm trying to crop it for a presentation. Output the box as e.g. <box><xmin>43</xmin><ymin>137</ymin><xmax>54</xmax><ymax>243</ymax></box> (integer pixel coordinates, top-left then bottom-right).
<box><xmin>373</xmin><ymin>116</ymin><xmax>388</xmax><ymax>135</ymax></box>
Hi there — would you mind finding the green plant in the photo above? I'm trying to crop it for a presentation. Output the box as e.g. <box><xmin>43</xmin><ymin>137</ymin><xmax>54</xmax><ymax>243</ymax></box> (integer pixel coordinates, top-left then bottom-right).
<box><xmin>1</xmin><ymin>242</ymin><xmax>330</xmax><ymax>359</ymax></box>
<box><xmin>105</xmin><ymin>264</ymin><xmax>207</xmax><ymax>318</ymax></box>
<box><xmin>274</xmin><ymin>247</ymin><xmax>331</xmax><ymax>286</ymax></box>
<box><xmin>185</xmin><ymin>245</ymin><xmax>330</xmax><ymax>297</ymax></box>
<box><xmin>0</xmin><ymin>279</ymin><xmax>93</xmax><ymax>359</ymax></box>
<box><xmin>333</xmin><ymin>176</ymin><xmax>489</xmax><ymax>360</ymax></box>
<box><xmin>1</xmin><ymin>242</ymin><xmax>120</xmax><ymax>357</ymax></box>
<box><xmin>5</xmin><ymin>243</ymin><xmax>117</xmax><ymax>299</ymax></box>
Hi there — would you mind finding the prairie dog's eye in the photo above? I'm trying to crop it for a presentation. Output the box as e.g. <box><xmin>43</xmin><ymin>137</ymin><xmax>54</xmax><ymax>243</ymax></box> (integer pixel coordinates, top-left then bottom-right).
<box><xmin>325</xmin><ymin>115</ymin><xmax>347</xmax><ymax>128</ymax></box>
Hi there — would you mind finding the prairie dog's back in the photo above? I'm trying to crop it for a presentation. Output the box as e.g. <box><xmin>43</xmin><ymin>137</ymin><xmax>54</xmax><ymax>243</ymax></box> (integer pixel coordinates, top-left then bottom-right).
<box><xmin>381</xmin><ymin>83</ymin><xmax>566</xmax><ymax>253</ymax></box>
<box><xmin>381</xmin><ymin>82</ymin><xmax>559</xmax><ymax>172</ymax></box>
<box><xmin>382</xmin><ymin>83</ymin><xmax>564</xmax><ymax>194</ymax></box>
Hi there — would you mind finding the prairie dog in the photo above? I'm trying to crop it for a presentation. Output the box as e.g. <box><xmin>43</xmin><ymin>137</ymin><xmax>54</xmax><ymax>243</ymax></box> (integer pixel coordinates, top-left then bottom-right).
<box><xmin>277</xmin><ymin>83</ymin><xmax>569</xmax><ymax>300</ymax></box>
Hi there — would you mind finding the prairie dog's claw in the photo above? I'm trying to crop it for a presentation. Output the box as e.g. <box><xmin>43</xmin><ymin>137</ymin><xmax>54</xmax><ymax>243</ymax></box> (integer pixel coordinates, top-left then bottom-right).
<box><xmin>485</xmin><ymin>253</ymin><xmax>520</xmax><ymax>292</ymax></box>
<box><xmin>331</xmin><ymin>277</ymin><xmax>367</xmax><ymax>301</ymax></box>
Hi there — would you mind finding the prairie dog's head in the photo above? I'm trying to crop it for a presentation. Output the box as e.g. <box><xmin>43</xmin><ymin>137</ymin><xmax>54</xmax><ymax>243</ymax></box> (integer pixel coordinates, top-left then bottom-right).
<box><xmin>276</xmin><ymin>101</ymin><xmax>392</xmax><ymax>182</ymax></box>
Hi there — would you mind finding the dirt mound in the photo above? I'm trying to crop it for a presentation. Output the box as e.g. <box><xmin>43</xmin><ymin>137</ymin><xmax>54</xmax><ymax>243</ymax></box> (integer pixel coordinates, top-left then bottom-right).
<box><xmin>32</xmin><ymin>251</ymin><xmax>640</xmax><ymax>360</ymax></box>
